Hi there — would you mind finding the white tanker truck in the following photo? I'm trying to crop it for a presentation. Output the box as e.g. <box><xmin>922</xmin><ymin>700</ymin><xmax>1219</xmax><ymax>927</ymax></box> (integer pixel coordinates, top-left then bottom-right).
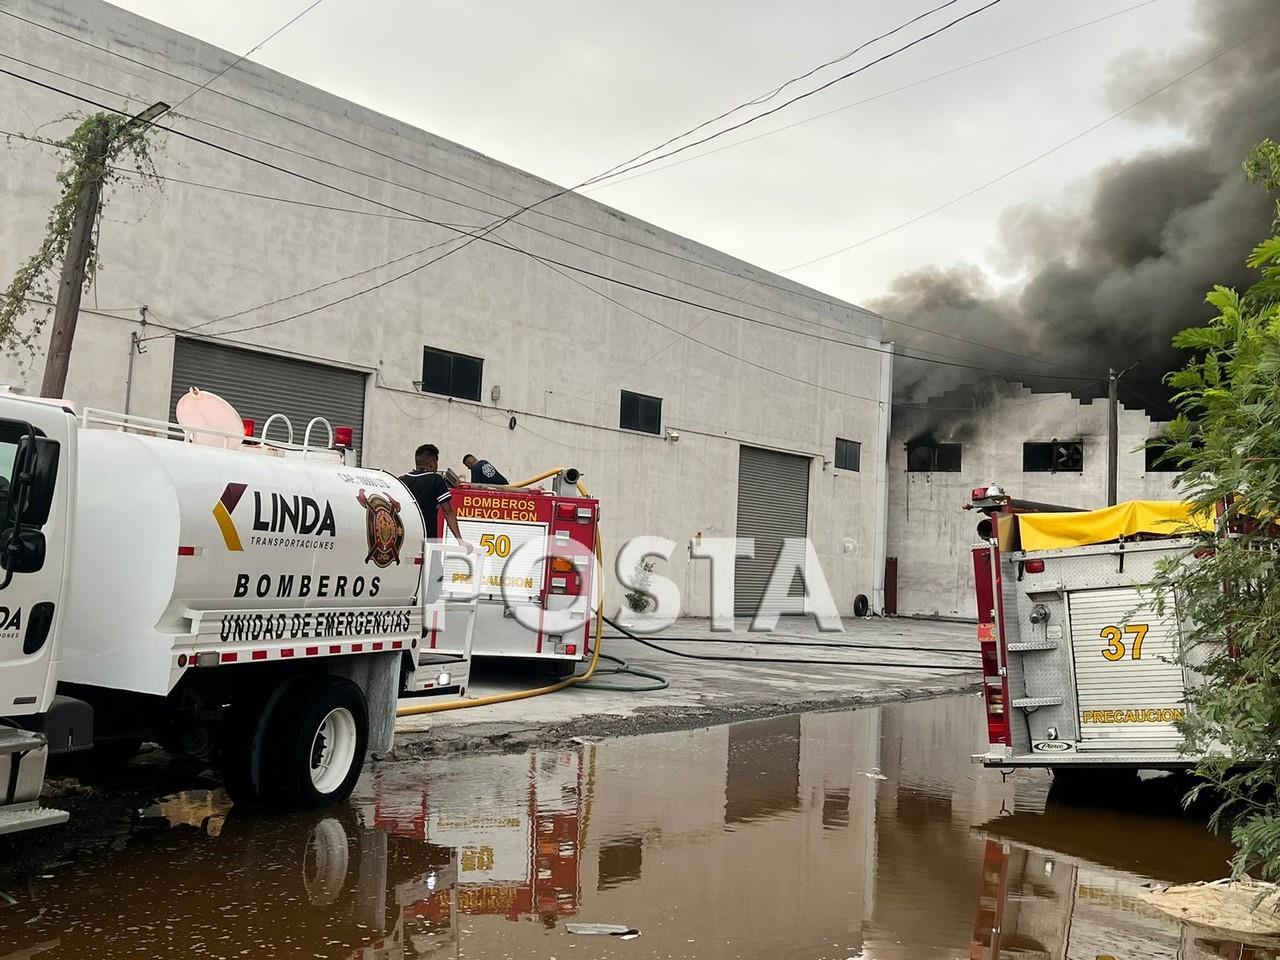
<box><xmin>0</xmin><ymin>389</ymin><xmax>475</xmax><ymax>835</ymax></box>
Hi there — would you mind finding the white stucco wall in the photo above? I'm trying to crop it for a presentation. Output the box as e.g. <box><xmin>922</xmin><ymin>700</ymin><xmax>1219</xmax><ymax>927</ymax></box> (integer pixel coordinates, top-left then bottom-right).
<box><xmin>887</xmin><ymin>379</ymin><xmax>1179</xmax><ymax>621</ymax></box>
<box><xmin>0</xmin><ymin>0</ymin><xmax>885</xmax><ymax>616</ymax></box>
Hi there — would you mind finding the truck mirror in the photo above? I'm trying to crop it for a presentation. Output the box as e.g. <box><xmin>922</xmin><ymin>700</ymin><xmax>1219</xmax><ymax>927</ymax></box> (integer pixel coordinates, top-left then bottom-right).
<box><xmin>9</xmin><ymin>435</ymin><xmax>59</xmax><ymax>528</ymax></box>
<box><xmin>0</xmin><ymin>527</ymin><xmax>45</xmax><ymax>574</ymax></box>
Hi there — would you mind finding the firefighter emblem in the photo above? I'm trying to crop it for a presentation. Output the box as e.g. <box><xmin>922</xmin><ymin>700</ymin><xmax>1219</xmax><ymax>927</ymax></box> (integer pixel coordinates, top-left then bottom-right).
<box><xmin>357</xmin><ymin>489</ymin><xmax>405</xmax><ymax>567</ymax></box>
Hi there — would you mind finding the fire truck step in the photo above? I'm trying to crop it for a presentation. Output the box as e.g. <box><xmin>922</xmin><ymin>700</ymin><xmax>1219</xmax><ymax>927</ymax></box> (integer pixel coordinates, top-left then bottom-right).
<box><xmin>0</xmin><ymin>803</ymin><xmax>68</xmax><ymax>836</ymax></box>
<box><xmin>1011</xmin><ymin>696</ymin><xmax>1064</xmax><ymax>708</ymax></box>
<box><xmin>1007</xmin><ymin>641</ymin><xmax>1060</xmax><ymax>652</ymax></box>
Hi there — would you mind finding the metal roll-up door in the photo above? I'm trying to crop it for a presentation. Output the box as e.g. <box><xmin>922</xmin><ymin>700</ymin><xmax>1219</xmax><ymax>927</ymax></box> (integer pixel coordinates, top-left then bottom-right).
<box><xmin>169</xmin><ymin>339</ymin><xmax>367</xmax><ymax>462</ymax></box>
<box><xmin>734</xmin><ymin>445</ymin><xmax>810</xmax><ymax>616</ymax></box>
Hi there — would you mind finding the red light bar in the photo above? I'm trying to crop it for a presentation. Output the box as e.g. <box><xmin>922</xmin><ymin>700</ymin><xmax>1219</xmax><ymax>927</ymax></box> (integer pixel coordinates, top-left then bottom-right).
<box><xmin>556</xmin><ymin>503</ymin><xmax>576</xmax><ymax>519</ymax></box>
<box><xmin>334</xmin><ymin>425</ymin><xmax>353</xmax><ymax>448</ymax></box>
<box><xmin>1024</xmin><ymin>559</ymin><xmax>1045</xmax><ymax>573</ymax></box>
<box><xmin>242</xmin><ymin>418</ymin><xmax>256</xmax><ymax>437</ymax></box>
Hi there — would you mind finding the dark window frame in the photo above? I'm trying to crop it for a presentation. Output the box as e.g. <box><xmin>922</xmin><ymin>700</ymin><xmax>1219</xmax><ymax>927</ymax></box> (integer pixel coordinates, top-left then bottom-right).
<box><xmin>905</xmin><ymin>440</ymin><xmax>962</xmax><ymax>473</ymax></box>
<box><xmin>421</xmin><ymin>346</ymin><xmax>483</xmax><ymax>402</ymax></box>
<box><xmin>1023</xmin><ymin>440</ymin><xmax>1084</xmax><ymax>473</ymax></box>
<box><xmin>835</xmin><ymin>437</ymin><xmax>861</xmax><ymax>472</ymax></box>
<box><xmin>620</xmin><ymin>389</ymin><xmax>662</xmax><ymax>435</ymax></box>
<box><xmin>1145</xmin><ymin>438</ymin><xmax>1178</xmax><ymax>472</ymax></box>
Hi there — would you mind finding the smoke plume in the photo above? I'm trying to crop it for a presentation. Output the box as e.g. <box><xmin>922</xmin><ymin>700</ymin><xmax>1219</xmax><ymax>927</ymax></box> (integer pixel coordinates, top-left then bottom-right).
<box><xmin>873</xmin><ymin>0</ymin><xmax>1280</xmax><ymax>414</ymax></box>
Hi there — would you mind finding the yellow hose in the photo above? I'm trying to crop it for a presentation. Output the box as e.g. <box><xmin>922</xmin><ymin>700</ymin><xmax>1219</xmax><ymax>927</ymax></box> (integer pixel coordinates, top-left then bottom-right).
<box><xmin>501</xmin><ymin>467</ymin><xmax>564</xmax><ymax>489</ymax></box>
<box><xmin>396</xmin><ymin>472</ymin><xmax>604</xmax><ymax>717</ymax></box>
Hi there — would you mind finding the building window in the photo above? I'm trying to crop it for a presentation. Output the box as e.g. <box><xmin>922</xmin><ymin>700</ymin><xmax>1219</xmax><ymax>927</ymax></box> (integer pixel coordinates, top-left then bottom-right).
<box><xmin>1024</xmin><ymin>440</ymin><xmax>1084</xmax><ymax>473</ymax></box>
<box><xmin>620</xmin><ymin>390</ymin><xmax>662</xmax><ymax>435</ymax></box>
<box><xmin>421</xmin><ymin>347</ymin><xmax>482</xmax><ymax>401</ymax></box>
<box><xmin>835</xmin><ymin>438</ymin><xmax>861</xmax><ymax>472</ymax></box>
<box><xmin>1145</xmin><ymin>438</ymin><xmax>1178</xmax><ymax>472</ymax></box>
<box><xmin>906</xmin><ymin>439</ymin><xmax>961</xmax><ymax>473</ymax></box>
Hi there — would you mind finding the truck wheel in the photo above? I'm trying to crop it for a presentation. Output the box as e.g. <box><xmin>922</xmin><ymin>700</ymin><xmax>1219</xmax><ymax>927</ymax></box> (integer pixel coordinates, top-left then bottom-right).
<box><xmin>261</xmin><ymin>677</ymin><xmax>369</xmax><ymax>811</ymax></box>
<box><xmin>548</xmin><ymin>659</ymin><xmax>577</xmax><ymax>681</ymax></box>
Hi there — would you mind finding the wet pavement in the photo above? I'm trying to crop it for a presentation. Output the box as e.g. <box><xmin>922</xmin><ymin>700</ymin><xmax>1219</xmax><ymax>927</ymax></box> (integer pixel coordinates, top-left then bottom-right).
<box><xmin>0</xmin><ymin>694</ymin><xmax>1266</xmax><ymax>960</ymax></box>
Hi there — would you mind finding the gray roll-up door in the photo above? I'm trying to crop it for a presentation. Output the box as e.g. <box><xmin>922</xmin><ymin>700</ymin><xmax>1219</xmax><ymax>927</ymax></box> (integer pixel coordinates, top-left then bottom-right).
<box><xmin>169</xmin><ymin>339</ymin><xmax>367</xmax><ymax>463</ymax></box>
<box><xmin>734</xmin><ymin>445</ymin><xmax>810</xmax><ymax>616</ymax></box>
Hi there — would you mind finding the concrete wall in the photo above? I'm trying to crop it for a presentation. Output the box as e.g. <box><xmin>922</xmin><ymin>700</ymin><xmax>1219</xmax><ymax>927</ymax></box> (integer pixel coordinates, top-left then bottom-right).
<box><xmin>887</xmin><ymin>379</ymin><xmax>1179</xmax><ymax>620</ymax></box>
<box><xmin>0</xmin><ymin>0</ymin><xmax>885</xmax><ymax>615</ymax></box>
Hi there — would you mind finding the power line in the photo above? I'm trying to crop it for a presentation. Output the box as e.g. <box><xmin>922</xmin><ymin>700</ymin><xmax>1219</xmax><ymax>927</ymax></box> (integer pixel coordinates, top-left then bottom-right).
<box><xmin>0</xmin><ymin>62</ymin><xmax>1092</xmax><ymax>383</ymax></box>
<box><xmin>0</xmin><ymin>27</ymin><xmax>1066</xmax><ymax>370</ymax></box>
<box><xmin>586</xmin><ymin>0</ymin><xmax>964</xmax><ymax>186</ymax></box>
<box><xmin>588</xmin><ymin>0</ymin><xmax>1164</xmax><ymax>192</ymax></box>
<box><xmin>353</xmin><ymin>0</ymin><xmax>1007</xmax><ymax>293</ymax></box>
<box><xmin>168</xmin><ymin>0</ymin><xmax>325</xmax><ymax>113</ymax></box>
<box><xmin>782</xmin><ymin>25</ymin><xmax>1258</xmax><ymax>272</ymax></box>
<box><xmin>579</xmin><ymin>0</ymin><xmax>1004</xmax><ymax>188</ymax></box>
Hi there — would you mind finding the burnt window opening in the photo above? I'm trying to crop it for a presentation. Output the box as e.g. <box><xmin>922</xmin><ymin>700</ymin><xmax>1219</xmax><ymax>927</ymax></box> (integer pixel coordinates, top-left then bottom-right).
<box><xmin>1024</xmin><ymin>440</ymin><xmax>1084</xmax><ymax>473</ymax></box>
<box><xmin>835</xmin><ymin>437</ymin><xmax>861</xmax><ymax>472</ymax></box>
<box><xmin>906</xmin><ymin>439</ymin><xmax>961</xmax><ymax>473</ymax></box>
<box><xmin>421</xmin><ymin>347</ymin><xmax>483</xmax><ymax>401</ymax></box>
<box><xmin>620</xmin><ymin>390</ymin><xmax>662</xmax><ymax>435</ymax></box>
<box><xmin>1145</xmin><ymin>438</ymin><xmax>1178</xmax><ymax>472</ymax></box>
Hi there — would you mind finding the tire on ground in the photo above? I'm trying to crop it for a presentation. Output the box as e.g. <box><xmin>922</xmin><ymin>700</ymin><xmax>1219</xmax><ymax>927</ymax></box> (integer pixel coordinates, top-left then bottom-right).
<box><xmin>548</xmin><ymin>658</ymin><xmax>578</xmax><ymax>681</ymax></box>
<box><xmin>258</xmin><ymin>676</ymin><xmax>369</xmax><ymax>811</ymax></box>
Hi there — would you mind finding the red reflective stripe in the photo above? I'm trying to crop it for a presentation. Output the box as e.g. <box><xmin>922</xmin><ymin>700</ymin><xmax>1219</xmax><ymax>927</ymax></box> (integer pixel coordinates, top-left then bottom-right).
<box><xmin>414</xmin><ymin>556</ymin><xmax>424</xmax><ymax>565</ymax></box>
<box><xmin>372</xmin><ymin>642</ymin><xmax>383</xmax><ymax>651</ymax></box>
<box><xmin>430</xmin><ymin>611</ymin><xmax>438</xmax><ymax>649</ymax></box>
<box><xmin>329</xmin><ymin>644</ymin><xmax>342</xmax><ymax>654</ymax></box>
<box><xmin>251</xmin><ymin>650</ymin><xmax>267</xmax><ymax>661</ymax></box>
<box><xmin>177</xmin><ymin>545</ymin><xmax>197</xmax><ymax>556</ymax></box>
<box><xmin>392</xmin><ymin>640</ymin><xmax>402</xmax><ymax>650</ymax></box>
<box><xmin>281</xmin><ymin>648</ymin><xmax>295</xmax><ymax>658</ymax></box>
<box><xmin>306</xmin><ymin>646</ymin><xmax>319</xmax><ymax>657</ymax></box>
<box><xmin>352</xmin><ymin>643</ymin><xmax>363</xmax><ymax>653</ymax></box>
<box><xmin>220</xmin><ymin>652</ymin><xmax>238</xmax><ymax>663</ymax></box>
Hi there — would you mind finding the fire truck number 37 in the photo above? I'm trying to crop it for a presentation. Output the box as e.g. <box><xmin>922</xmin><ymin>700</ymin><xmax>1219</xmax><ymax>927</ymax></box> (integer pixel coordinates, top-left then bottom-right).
<box><xmin>1099</xmin><ymin>623</ymin><xmax>1149</xmax><ymax>662</ymax></box>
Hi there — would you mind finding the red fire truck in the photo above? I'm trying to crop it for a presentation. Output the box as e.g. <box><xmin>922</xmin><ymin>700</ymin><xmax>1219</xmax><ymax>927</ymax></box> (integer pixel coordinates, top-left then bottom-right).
<box><xmin>966</xmin><ymin>484</ymin><xmax>1212</xmax><ymax>775</ymax></box>
<box><xmin>404</xmin><ymin>477</ymin><xmax>600</xmax><ymax>691</ymax></box>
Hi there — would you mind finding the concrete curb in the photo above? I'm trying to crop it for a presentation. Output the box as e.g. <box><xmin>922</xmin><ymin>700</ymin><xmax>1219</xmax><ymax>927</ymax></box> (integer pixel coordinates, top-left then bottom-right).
<box><xmin>384</xmin><ymin>677</ymin><xmax>983</xmax><ymax>762</ymax></box>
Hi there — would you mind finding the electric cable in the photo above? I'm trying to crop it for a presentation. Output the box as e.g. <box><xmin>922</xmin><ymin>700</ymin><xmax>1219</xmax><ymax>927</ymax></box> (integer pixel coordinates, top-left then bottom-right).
<box><xmin>587</xmin><ymin>0</ymin><xmax>1164</xmax><ymax>192</ymax></box>
<box><xmin>0</xmin><ymin>45</ymin><xmax>1069</xmax><ymax>372</ymax></box>
<box><xmin>602</xmin><ymin>616</ymin><xmax>979</xmax><ymax>670</ymax></box>
<box><xmin>0</xmin><ymin>60</ymin><xmax>1098</xmax><ymax>382</ymax></box>
<box><xmin>781</xmin><ymin>25</ymin><xmax>1259</xmax><ymax>271</ymax></box>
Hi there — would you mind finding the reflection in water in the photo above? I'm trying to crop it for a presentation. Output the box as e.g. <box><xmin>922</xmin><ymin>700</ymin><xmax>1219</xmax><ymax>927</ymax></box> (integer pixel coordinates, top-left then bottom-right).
<box><xmin>0</xmin><ymin>695</ymin><xmax>1262</xmax><ymax>959</ymax></box>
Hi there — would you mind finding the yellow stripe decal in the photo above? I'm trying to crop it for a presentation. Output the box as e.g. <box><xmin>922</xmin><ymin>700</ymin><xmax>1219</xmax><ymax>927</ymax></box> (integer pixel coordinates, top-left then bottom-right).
<box><xmin>213</xmin><ymin>502</ymin><xmax>243</xmax><ymax>552</ymax></box>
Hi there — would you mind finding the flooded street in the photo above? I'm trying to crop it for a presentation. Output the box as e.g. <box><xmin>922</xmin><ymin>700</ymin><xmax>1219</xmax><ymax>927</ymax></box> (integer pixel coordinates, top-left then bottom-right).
<box><xmin>0</xmin><ymin>694</ymin><xmax>1262</xmax><ymax>960</ymax></box>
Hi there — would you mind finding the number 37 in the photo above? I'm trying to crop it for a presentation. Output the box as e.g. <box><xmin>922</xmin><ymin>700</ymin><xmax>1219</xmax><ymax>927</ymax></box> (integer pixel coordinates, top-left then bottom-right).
<box><xmin>1099</xmin><ymin>623</ymin><xmax>1149</xmax><ymax>661</ymax></box>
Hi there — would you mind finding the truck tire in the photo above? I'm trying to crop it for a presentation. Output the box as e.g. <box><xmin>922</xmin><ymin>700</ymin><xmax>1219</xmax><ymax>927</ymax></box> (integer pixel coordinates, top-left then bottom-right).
<box><xmin>260</xmin><ymin>677</ymin><xmax>369</xmax><ymax>811</ymax></box>
<box><xmin>548</xmin><ymin>658</ymin><xmax>578</xmax><ymax>681</ymax></box>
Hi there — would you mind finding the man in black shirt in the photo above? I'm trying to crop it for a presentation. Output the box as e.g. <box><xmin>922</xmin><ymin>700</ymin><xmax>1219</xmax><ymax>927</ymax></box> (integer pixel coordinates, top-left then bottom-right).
<box><xmin>400</xmin><ymin>444</ymin><xmax>469</xmax><ymax>545</ymax></box>
<box><xmin>463</xmin><ymin>453</ymin><xmax>509</xmax><ymax>486</ymax></box>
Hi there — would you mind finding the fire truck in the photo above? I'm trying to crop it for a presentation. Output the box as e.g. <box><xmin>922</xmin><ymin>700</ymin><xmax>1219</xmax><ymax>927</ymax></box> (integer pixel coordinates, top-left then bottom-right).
<box><xmin>406</xmin><ymin>474</ymin><xmax>599</xmax><ymax>689</ymax></box>
<box><xmin>966</xmin><ymin>484</ymin><xmax>1211</xmax><ymax>775</ymax></box>
<box><xmin>0</xmin><ymin>388</ymin><xmax>478</xmax><ymax>835</ymax></box>
<box><xmin>357</xmin><ymin>747</ymin><xmax>585</xmax><ymax>925</ymax></box>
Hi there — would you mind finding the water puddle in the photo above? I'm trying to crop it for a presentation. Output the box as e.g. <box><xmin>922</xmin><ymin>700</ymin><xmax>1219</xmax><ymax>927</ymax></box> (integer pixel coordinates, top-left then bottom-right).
<box><xmin>0</xmin><ymin>695</ymin><xmax>1264</xmax><ymax>959</ymax></box>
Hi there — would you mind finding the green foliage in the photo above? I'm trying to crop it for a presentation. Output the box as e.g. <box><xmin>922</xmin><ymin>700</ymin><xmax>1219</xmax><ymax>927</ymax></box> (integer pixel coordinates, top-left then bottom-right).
<box><xmin>624</xmin><ymin>556</ymin><xmax>657</xmax><ymax>614</ymax></box>
<box><xmin>1154</xmin><ymin>138</ymin><xmax>1280</xmax><ymax>881</ymax></box>
<box><xmin>0</xmin><ymin>113</ymin><xmax>160</xmax><ymax>362</ymax></box>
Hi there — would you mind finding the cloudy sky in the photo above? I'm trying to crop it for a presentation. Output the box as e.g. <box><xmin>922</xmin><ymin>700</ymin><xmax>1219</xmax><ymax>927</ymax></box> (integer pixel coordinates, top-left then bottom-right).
<box><xmin>107</xmin><ymin>0</ymin><xmax>1201</xmax><ymax>310</ymax></box>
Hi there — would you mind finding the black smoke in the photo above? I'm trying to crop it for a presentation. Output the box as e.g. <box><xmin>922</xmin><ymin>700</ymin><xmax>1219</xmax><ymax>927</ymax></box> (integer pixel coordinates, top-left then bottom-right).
<box><xmin>873</xmin><ymin>0</ymin><xmax>1280</xmax><ymax>415</ymax></box>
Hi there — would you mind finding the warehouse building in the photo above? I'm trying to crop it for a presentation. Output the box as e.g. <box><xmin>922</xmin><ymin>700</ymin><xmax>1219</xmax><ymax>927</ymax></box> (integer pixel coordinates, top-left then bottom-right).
<box><xmin>886</xmin><ymin>379</ymin><xmax>1180</xmax><ymax>620</ymax></box>
<box><xmin>0</xmin><ymin>0</ymin><xmax>890</xmax><ymax>617</ymax></box>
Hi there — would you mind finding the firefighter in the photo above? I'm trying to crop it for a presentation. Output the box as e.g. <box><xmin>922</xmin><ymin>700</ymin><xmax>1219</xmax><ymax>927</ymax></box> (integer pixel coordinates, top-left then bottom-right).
<box><xmin>401</xmin><ymin>444</ymin><xmax>469</xmax><ymax>548</ymax></box>
<box><xmin>463</xmin><ymin>453</ymin><xmax>509</xmax><ymax>486</ymax></box>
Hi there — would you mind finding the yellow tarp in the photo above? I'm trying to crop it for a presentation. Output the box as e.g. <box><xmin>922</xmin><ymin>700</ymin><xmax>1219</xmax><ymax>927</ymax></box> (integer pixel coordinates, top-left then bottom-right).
<box><xmin>1017</xmin><ymin>499</ymin><xmax>1212</xmax><ymax>551</ymax></box>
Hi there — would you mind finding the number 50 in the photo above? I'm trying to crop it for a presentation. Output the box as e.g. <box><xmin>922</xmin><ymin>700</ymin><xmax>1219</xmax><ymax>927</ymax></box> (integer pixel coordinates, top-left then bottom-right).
<box><xmin>1100</xmin><ymin>623</ymin><xmax>1149</xmax><ymax>661</ymax></box>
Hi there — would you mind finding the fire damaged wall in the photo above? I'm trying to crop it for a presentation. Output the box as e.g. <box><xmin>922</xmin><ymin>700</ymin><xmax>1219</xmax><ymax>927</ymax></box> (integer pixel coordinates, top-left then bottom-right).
<box><xmin>887</xmin><ymin>379</ymin><xmax>1179</xmax><ymax>620</ymax></box>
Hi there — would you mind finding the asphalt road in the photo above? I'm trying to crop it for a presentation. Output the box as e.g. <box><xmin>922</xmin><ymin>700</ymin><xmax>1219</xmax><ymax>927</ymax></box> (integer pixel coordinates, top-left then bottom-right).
<box><xmin>393</xmin><ymin>616</ymin><xmax>980</xmax><ymax>756</ymax></box>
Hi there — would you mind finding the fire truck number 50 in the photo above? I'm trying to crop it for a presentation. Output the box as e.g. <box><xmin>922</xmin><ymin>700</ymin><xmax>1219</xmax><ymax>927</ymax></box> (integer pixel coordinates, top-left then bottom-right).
<box><xmin>1099</xmin><ymin>623</ymin><xmax>1149</xmax><ymax>662</ymax></box>
<box><xmin>479</xmin><ymin>533</ymin><xmax>512</xmax><ymax>558</ymax></box>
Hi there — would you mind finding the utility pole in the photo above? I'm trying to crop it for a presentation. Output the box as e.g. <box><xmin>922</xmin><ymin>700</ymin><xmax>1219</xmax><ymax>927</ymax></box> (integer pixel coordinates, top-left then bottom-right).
<box><xmin>39</xmin><ymin>101</ymin><xmax>169</xmax><ymax>399</ymax></box>
<box><xmin>1107</xmin><ymin>368</ymin><xmax>1119</xmax><ymax>506</ymax></box>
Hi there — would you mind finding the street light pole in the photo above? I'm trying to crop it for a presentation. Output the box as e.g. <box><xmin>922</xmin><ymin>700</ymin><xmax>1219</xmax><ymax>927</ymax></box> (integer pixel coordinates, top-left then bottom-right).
<box><xmin>40</xmin><ymin>101</ymin><xmax>169</xmax><ymax>399</ymax></box>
